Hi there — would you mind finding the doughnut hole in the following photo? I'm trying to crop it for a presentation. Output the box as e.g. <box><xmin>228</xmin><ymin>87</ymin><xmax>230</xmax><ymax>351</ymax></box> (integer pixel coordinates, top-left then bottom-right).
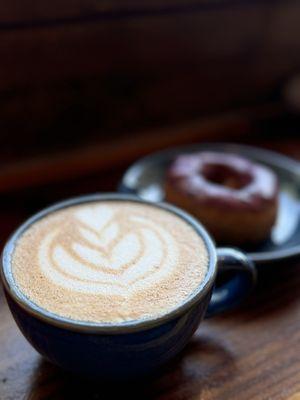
<box><xmin>201</xmin><ymin>163</ymin><xmax>252</xmax><ymax>190</ymax></box>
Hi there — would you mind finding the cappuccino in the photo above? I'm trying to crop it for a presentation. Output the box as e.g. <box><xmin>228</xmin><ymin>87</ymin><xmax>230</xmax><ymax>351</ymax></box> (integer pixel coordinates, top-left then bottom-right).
<box><xmin>11</xmin><ymin>201</ymin><xmax>208</xmax><ymax>323</ymax></box>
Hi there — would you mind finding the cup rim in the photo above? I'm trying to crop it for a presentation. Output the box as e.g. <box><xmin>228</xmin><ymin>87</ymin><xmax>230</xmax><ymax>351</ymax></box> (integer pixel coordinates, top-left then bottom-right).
<box><xmin>1</xmin><ymin>193</ymin><xmax>217</xmax><ymax>334</ymax></box>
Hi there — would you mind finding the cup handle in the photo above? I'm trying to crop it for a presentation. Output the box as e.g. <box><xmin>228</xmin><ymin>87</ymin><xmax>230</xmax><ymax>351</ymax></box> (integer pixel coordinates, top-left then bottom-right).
<box><xmin>205</xmin><ymin>248</ymin><xmax>257</xmax><ymax>318</ymax></box>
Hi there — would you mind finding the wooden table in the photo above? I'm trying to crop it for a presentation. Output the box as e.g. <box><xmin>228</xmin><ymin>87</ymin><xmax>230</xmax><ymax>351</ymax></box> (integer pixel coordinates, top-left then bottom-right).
<box><xmin>0</xmin><ymin>140</ymin><xmax>300</xmax><ymax>400</ymax></box>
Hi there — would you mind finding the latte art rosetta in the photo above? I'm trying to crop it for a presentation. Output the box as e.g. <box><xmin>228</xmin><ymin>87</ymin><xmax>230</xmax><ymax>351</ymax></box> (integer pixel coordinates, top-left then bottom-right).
<box><xmin>39</xmin><ymin>205</ymin><xmax>178</xmax><ymax>295</ymax></box>
<box><xmin>12</xmin><ymin>201</ymin><xmax>208</xmax><ymax>323</ymax></box>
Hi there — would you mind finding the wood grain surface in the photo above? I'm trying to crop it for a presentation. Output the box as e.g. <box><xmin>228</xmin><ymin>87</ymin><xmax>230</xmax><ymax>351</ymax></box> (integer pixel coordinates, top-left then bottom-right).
<box><xmin>1</xmin><ymin>0</ymin><xmax>300</xmax><ymax>139</ymax></box>
<box><xmin>0</xmin><ymin>103</ymin><xmax>279</xmax><ymax>193</ymax></box>
<box><xmin>0</xmin><ymin>140</ymin><xmax>300</xmax><ymax>399</ymax></box>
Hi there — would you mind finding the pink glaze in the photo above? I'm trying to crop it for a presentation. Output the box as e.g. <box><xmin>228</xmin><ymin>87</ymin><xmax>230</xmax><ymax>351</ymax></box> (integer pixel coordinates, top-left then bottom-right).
<box><xmin>167</xmin><ymin>152</ymin><xmax>278</xmax><ymax>211</ymax></box>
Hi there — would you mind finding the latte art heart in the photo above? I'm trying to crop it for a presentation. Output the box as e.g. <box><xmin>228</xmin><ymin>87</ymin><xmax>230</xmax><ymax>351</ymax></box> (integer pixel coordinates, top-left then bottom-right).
<box><xmin>12</xmin><ymin>201</ymin><xmax>208</xmax><ymax>323</ymax></box>
<box><xmin>39</xmin><ymin>206</ymin><xmax>178</xmax><ymax>295</ymax></box>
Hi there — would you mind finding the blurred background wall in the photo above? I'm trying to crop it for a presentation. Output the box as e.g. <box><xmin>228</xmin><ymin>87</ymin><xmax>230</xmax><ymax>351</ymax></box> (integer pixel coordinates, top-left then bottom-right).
<box><xmin>1</xmin><ymin>0</ymin><xmax>300</xmax><ymax>236</ymax></box>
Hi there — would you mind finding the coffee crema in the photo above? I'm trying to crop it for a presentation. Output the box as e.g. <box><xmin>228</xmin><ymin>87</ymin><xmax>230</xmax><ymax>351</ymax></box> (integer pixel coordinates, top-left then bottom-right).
<box><xmin>11</xmin><ymin>201</ymin><xmax>208</xmax><ymax>323</ymax></box>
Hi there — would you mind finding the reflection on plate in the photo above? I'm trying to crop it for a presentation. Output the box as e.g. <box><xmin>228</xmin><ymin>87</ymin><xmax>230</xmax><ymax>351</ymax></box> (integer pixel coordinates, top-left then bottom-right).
<box><xmin>119</xmin><ymin>143</ymin><xmax>300</xmax><ymax>265</ymax></box>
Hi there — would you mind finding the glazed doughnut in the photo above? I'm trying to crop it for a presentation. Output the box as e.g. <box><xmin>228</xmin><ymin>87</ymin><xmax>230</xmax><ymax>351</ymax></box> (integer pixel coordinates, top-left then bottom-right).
<box><xmin>165</xmin><ymin>152</ymin><xmax>279</xmax><ymax>245</ymax></box>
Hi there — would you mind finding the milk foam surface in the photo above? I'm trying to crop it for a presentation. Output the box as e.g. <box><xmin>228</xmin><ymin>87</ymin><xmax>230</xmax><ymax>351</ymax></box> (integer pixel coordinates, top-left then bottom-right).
<box><xmin>12</xmin><ymin>202</ymin><xmax>208</xmax><ymax>323</ymax></box>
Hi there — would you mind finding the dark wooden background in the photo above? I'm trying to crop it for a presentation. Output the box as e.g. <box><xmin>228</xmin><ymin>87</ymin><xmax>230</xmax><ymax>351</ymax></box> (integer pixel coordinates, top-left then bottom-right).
<box><xmin>2</xmin><ymin>0</ymin><xmax>300</xmax><ymax>149</ymax></box>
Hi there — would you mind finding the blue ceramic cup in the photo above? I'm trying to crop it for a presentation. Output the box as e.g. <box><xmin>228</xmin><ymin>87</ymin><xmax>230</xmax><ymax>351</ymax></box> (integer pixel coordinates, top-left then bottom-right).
<box><xmin>1</xmin><ymin>194</ymin><xmax>256</xmax><ymax>379</ymax></box>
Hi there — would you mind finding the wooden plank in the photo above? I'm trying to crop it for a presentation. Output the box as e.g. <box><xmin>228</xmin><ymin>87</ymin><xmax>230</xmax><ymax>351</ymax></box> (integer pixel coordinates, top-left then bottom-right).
<box><xmin>0</xmin><ymin>1</ymin><xmax>299</xmax><ymax>139</ymax></box>
<box><xmin>0</xmin><ymin>102</ymin><xmax>283</xmax><ymax>193</ymax></box>
<box><xmin>1</xmin><ymin>2</ymin><xmax>300</xmax><ymax>91</ymax></box>
<box><xmin>0</xmin><ymin>0</ymin><xmax>225</xmax><ymax>25</ymax></box>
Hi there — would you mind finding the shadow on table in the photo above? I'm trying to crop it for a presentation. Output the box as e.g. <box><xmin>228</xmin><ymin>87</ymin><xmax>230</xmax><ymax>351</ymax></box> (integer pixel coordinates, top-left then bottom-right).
<box><xmin>27</xmin><ymin>335</ymin><xmax>235</xmax><ymax>400</ymax></box>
